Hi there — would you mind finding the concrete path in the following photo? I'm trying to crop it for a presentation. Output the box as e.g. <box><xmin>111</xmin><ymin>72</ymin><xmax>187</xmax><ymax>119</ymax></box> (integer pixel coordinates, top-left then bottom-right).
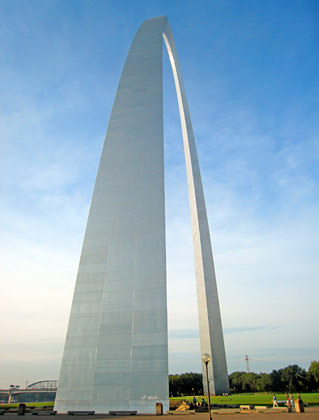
<box><xmin>2</xmin><ymin>409</ymin><xmax>319</xmax><ymax>420</ymax></box>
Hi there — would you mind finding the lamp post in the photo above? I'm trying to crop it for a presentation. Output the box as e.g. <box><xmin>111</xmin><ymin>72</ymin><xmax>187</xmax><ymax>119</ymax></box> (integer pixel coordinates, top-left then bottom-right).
<box><xmin>202</xmin><ymin>354</ymin><xmax>212</xmax><ymax>420</ymax></box>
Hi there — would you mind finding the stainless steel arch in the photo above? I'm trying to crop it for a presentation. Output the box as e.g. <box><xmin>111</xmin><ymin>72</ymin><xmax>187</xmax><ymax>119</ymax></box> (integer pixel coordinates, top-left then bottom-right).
<box><xmin>162</xmin><ymin>18</ymin><xmax>229</xmax><ymax>397</ymax></box>
<box><xmin>55</xmin><ymin>16</ymin><xmax>228</xmax><ymax>415</ymax></box>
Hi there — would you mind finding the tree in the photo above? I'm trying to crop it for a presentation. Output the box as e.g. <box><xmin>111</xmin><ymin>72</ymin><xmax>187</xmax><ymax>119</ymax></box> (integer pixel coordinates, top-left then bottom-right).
<box><xmin>169</xmin><ymin>373</ymin><xmax>203</xmax><ymax>396</ymax></box>
<box><xmin>280</xmin><ymin>365</ymin><xmax>307</xmax><ymax>392</ymax></box>
<box><xmin>169</xmin><ymin>374</ymin><xmax>181</xmax><ymax>396</ymax></box>
<box><xmin>229</xmin><ymin>371</ymin><xmax>246</xmax><ymax>392</ymax></box>
<box><xmin>309</xmin><ymin>361</ymin><xmax>319</xmax><ymax>390</ymax></box>
<box><xmin>242</xmin><ymin>373</ymin><xmax>259</xmax><ymax>392</ymax></box>
<box><xmin>270</xmin><ymin>369</ymin><xmax>282</xmax><ymax>391</ymax></box>
<box><xmin>170</xmin><ymin>362</ymin><xmax>316</xmax><ymax>396</ymax></box>
<box><xmin>256</xmin><ymin>373</ymin><xmax>272</xmax><ymax>392</ymax></box>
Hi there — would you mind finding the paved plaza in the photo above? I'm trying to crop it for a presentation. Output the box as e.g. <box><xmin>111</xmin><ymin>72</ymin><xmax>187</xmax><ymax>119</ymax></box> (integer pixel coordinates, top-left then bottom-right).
<box><xmin>2</xmin><ymin>410</ymin><xmax>319</xmax><ymax>420</ymax></box>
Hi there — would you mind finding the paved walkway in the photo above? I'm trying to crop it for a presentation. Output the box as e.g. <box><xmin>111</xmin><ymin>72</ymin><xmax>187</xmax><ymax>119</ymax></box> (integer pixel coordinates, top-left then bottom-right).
<box><xmin>2</xmin><ymin>409</ymin><xmax>319</xmax><ymax>420</ymax></box>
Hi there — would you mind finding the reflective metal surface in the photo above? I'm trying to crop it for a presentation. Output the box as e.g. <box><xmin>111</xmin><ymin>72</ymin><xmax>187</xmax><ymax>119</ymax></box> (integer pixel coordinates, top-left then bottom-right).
<box><xmin>55</xmin><ymin>16</ymin><xmax>228</xmax><ymax>415</ymax></box>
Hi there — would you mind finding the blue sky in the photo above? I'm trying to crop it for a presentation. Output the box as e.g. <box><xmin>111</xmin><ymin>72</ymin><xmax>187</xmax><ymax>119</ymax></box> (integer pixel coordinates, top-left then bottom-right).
<box><xmin>0</xmin><ymin>0</ymin><xmax>318</xmax><ymax>388</ymax></box>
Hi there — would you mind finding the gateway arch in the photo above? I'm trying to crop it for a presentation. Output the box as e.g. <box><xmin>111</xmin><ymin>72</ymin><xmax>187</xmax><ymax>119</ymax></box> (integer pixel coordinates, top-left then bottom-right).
<box><xmin>55</xmin><ymin>16</ymin><xmax>229</xmax><ymax>414</ymax></box>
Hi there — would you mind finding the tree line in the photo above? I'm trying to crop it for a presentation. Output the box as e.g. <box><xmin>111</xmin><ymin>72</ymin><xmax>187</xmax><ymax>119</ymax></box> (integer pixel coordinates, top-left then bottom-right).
<box><xmin>169</xmin><ymin>361</ymin><xmax>319</xmax><ymax>396</ymax></box>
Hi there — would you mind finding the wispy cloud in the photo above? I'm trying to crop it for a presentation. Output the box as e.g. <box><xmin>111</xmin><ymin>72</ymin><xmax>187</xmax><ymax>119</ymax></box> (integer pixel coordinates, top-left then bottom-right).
<box><xmin>168</xmin><ymin>326</ymin><xmax>282</xmax><ymax>339</ymax></box>
<box><xmin>169</xmin><ymin>329</ymin><xmax>199</xmax><ymax>339</ymax></box>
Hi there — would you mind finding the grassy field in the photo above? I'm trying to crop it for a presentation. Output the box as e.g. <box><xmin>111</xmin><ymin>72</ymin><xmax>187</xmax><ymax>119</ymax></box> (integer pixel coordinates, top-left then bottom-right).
<box><xmin>0</xmin><ymin>402</ymin><xmax>54</xmax><ymax>408</ymax></box>
<box><xmin>170</xmin><ymin>392</ymin><xmax>319</xmax><ymax>406</ymax></box>
<box><xmin>1</xmin><ymin>393</ymin><xmax>319</xmax><ymax>408</ymax></box>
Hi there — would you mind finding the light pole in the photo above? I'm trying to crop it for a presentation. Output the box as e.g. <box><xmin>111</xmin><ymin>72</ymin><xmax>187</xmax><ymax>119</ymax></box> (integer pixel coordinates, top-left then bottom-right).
<box><xmin>202</xmin><ymin>354</ymin><xmax>212</xmax><ymax>420</ymax></box>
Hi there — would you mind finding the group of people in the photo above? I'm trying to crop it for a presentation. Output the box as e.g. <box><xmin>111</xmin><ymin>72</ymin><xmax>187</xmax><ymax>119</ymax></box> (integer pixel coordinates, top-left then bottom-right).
<box><xmin>175</xmin><ymin>397</ymin><xmax>208</xmax><ymax>412</ymax></box>
<box><xmin>272</xmin><ymin>393</ymin><xmax>304</xmax><ymax>412</ymax></box>
<box><xmin>191</xmin><ymin>396</ymin><xmax>208</xmax><ymax>408</ymax></box>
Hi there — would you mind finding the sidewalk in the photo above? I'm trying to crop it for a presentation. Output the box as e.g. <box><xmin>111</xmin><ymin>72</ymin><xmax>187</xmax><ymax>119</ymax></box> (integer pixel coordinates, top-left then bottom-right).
<box><xmin>2</xmin><ymin>408</ymin><xmax>319</xmax><ymax>420</ymax></box>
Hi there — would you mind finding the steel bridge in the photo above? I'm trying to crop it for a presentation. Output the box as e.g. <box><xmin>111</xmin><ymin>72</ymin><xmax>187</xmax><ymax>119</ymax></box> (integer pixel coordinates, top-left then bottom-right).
<box><xmin>0</xmin><ymin>380</ymin><xmax>57</xmax><ymax>403</ymax></box>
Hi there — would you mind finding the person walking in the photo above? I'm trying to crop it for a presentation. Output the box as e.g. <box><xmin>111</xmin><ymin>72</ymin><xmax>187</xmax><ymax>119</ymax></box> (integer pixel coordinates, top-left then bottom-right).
<box><xmin>286</xmin><ymin>394</ymin><xmax>292</xmax><ymax>412</ymax></box>
<box><xmin>290</xmin><ymin>393</ymin><xmax>295</xmax><ymax>410</ymax></box>
<box><xmin>272</xmin><ymin>393</ymin><xmax>278</xmax><ymax>407</ymax></box>
<box><xmin>296</xmin><ymin>394</ymin><xmax>305</xmax><ymax>413</ymax></box>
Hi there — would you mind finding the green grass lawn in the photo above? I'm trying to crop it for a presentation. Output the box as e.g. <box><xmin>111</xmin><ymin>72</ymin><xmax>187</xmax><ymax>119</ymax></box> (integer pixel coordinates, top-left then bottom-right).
<box><xmin>170</xmin><ymin>392</ymin><xmax>319</xmax><ymax>406</ymax></box>
<box><xmin>0</xmin><ymin>402</ymin><xmax>54</xmax><ymax>408</ymax></box>
<box><xmin>1</xmin><ymin>393</ymin><xmax>319</xmax><ymax>408</ymax></box>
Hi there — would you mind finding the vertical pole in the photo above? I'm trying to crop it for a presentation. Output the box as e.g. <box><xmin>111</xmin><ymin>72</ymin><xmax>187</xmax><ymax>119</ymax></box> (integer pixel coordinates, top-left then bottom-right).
<box><xmin>205</xmin><ymin>361</ymin><xmax>212</xmax><ymax>420</ymax></box>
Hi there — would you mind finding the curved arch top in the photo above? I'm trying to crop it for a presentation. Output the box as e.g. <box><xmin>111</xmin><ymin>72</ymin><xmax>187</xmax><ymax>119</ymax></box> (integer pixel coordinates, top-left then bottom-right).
<box><xmin>55</xmin><ymin>16</ymin><xmax>228</xmax><ymax>415</ymax></box>
<box><xmin>162</xmin><ymin>18</ymin><xmax>229</xmax><ymax>396</ymax></box>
